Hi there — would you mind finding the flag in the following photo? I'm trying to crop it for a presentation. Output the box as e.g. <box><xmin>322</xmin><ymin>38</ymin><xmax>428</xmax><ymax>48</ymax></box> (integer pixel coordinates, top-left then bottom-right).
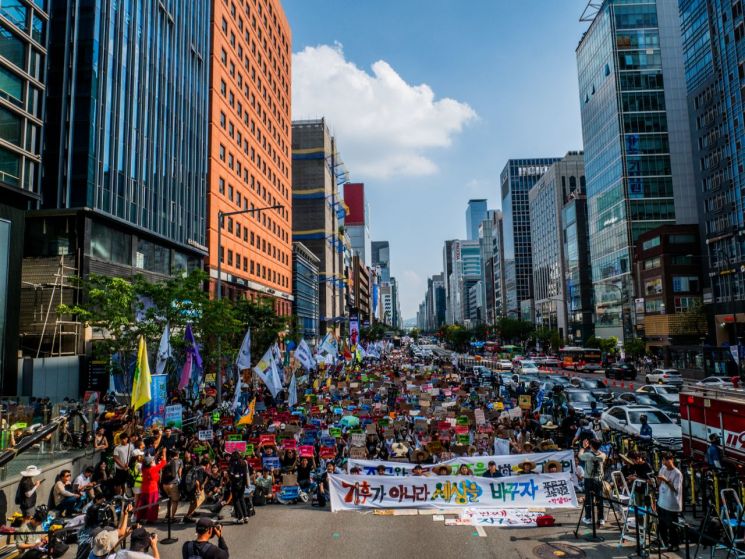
<box><xmin>296</xmin><ymin>339</ymin><xmax>314</xmax><ymax>371</ymax></box>
<box><xmin>533</xmin><ymin>388</ymin><xmax>545</xmax><ymax>413</ymax></box>
<box><xmin>288</xmin><ymin>373</ymin><xmax>297</xmax><ymax>408</ymax></box>
<box><xmin>253</xmin><ymin>346</ymin><xmax>281</xmax><ymax>398</ymax></box>
<box><xmin>236</xmin><ymin>329</ymin><xmax>251</xmax><ymax>371</ymax></box>
<box><xmin>179</xmin><ymin>323</ymin><xmax>202</xmax><ymax>390</ymax></box>
<box><xmin>238</xmin><ymin>397</ymin><xmax>256</xmax><ymax>425</ymax></box>
<box><xmin>132</xmin><ymin>336</ymin><xmax>152</xmax><ymax>410</ymax></box>
<box><xmin>232</xmin><ymin>373</ymin><xmax>243</xmax><ymax>410</ymax></box>
<box><xmin>155</xmin><ymin>323</ymin><xmax>172</xmax><ymax>375</ymax></box>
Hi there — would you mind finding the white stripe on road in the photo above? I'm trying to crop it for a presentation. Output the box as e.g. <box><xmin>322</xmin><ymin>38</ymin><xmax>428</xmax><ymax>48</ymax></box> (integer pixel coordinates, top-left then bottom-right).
<box><xmin>475</xmin><ymin>526</ymin><xmax>487</xmax><ymax>537</ymax></box>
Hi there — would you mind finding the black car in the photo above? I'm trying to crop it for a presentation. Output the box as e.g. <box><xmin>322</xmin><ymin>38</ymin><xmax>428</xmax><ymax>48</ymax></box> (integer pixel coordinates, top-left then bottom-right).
<box><xmin>606</xmin><ymin>362</ymin><xmax>637</xmax><ymax>380</ymax></box>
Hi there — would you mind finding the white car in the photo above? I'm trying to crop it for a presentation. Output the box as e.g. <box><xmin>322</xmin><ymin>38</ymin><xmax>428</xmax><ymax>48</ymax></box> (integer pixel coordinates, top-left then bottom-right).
<box><xmin>636</xmin><ymin>384</ymin><xmax>680</xmax><ymax>405</ymax></box>
<box><xmin>645</xmin><ymin>368</ymin><xmax>683</xmax><ymax>385</ymax></box>
<box><xmin>600</xmin><ymin>405</ymin><xmax>682</xmax><ymax>448</ymax></box>
<box><xmin>696</xmin><ymin>376</ymin><xmax>734</xmax><ymax>388</ymax></box>
<box><xmin>496</xmin><ymin>359</ymin><xmax>513</xmax><ymax>370</ymax></box>
<box><xmin>517</xmin><ymin>360</ymin><xmax>539</xmax><ymax>374</ymax></box>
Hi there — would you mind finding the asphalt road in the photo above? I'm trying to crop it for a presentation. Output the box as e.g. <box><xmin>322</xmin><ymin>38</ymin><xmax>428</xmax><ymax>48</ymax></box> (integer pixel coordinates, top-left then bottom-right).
<box><xmin>151</xmin><ymin>503</ymin><xmax>682</xmax><ymax>559</ymax></box>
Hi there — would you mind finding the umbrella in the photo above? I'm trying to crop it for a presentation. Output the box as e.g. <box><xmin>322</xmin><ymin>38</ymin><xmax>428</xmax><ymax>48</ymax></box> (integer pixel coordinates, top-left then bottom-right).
<box><xmin>340</xmin><ymin>415</ymin><xmax>360</xmax><ymax>428</ymax></box>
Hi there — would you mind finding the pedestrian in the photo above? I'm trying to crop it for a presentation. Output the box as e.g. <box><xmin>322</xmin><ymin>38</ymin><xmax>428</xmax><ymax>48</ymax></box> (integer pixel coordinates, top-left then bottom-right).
<box><xmin>228</xmin><ymin>452</ymin><xmax>252</xmax><ymax>523</ymax></box>
<box><xmin>706</xmin><ymin>434</ymin><xmax>723</xmax><ymax>469</ymax></box>
<box><xmin>16</xmin><ymin>465</ymin><xmax>42</xmax><ymax>517</ymax></box>
<box><xmin>656</xmin><ymin>452</ymin><xmax>682</xmax><ymax>552</ymax></box>
<box><xmin>580</xmin><ymin>439</ymin><xmax>606</xmax><ymax>527</ymax></box>
<box><xmin>639</xmin><ymin>414</ymin><xmax>653</xmax><ymax>442</ymax></box>
<box><xmin>181</xmin><ymin>518</ymin><xmax>229</xmax><ymax>559</ymax></box>
<box><xmin>137</xmin><ymin>448</ymin><xmax>167</xmax><ymax>524</ymax></box>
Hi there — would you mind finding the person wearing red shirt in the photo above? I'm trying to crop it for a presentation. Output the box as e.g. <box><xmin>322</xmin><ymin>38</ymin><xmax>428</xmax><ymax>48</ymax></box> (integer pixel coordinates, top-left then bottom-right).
<box><xmin>137</xmin><ymin>447</ymin><xmax>167</xmax><ymax>524</ymax></box>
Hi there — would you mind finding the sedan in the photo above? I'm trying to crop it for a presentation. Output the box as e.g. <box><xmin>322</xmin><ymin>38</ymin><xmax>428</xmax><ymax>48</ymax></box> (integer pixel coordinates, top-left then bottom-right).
<box><xmin>496</xmin><ymin>360</ymin><xmax>513</xmax><ymax>370</ymax></box>
<box><xmin>600</xmin><ymin>405</ymin><xmax>682</xmax><ymax>448</ymax></box>
<box><xmin>696</xmin><ymin>376</ymin><xmax>735</xmax><ymax>388</ymax></box>
<box><xmin>613</xmin><ymin>392</ymin><xmax>659</xmax><ymax>407</ymax></box>
<box><xmin>565</xmin><ymin>389</ymin><xmax>603</xmax><ymax>416</ymax></box>
<box><xmin>518</xmin><ymin>360</ymin><xmax>540</xmax><ymax>374</ymax></box>
<box><xmin>645</xmin><ymin>368</ymin><xmax>683</xmax><ymax>385</ymax></box>
<box><xmin>637</xmin><ymin>384</ymin><xmax>680</xmax><ymax>405</ymax></box>
<box><xmin>606</xmin><ymin>363</ymin><xmax>637</xmax><ymax>380</ymax></box>
<box><xmin>579</xmin><ymin>363</ymin><xmax>605</xmax><ymax>374</ymax></box>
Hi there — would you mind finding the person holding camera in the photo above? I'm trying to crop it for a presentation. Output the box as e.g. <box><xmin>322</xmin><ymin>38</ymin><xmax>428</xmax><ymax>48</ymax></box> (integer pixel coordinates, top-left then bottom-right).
<box><xmin>656</xmin><ymin>452</ymin><xmax>683</xmax><ymax>552</ymax></box>
<box><xmin>182</xmin><ymin>518</ymin><xmax>228</xmax><ymax>559</ymax></box>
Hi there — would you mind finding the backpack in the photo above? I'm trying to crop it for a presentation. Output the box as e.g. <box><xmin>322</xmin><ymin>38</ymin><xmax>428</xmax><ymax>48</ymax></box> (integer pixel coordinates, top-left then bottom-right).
<box><xmin>182</xmin><ymin>467</ymin><xmax>201</xmax><ymax>496</ymax></box>
<box><xmin>185</xmin><ymin>541</ymin><xmax>203</xmax><ymax>559</ymax></box>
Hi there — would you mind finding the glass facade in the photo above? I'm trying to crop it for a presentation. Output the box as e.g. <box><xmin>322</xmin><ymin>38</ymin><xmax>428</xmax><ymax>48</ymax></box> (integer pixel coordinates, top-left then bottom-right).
<box><xmin>500</xmin><ymin>158</ymin><xmax>560</xmax><ymax>318</ymax></box>
<box><xmin>43</xmin><ymin>0</ymin><xmax>209</xmax><ymax>252</ymax></box>
<box><xmin>293</xmin><ymin>243</ymin><xmax>319</xmax><ymax>344</ymax></box>
<box><xmin>577</xmin><ymin>0</ymin><xmax>696</xmax><ymax>340</ymax></box>
<box><xmin>563</xmin><ymin>196</ymin><xmax>595</xmax><ymax>344</ymax></box>
<box><xmin>0</xmin><ymin>219</ymin><xmax>8</xmax><ymax>379</ymax></box>
<box><xmin>0</xmin><ymin>0</ymin><xmax>46</xmax><ymax>194</ymax></box>
<box><xmin>680</xmin><ymin>0</ymin><xmax>745</xmax><ymax>334</ymax></box>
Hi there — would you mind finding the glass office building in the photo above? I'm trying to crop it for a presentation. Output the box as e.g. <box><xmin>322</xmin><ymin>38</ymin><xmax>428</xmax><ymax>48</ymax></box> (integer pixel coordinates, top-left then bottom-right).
<box><xmin>38</xmin><ymin>0</ymin><xmax>209</xmax><ymax>264</ymax></box>
<box><xmin>577</xmin><ymin>0</ymin><xmax>697</xmax><ymax>341</ymax></box>
<box><xmin>0</xmin><ymin>0</ymin><xmax>48</xmax><ymax>392</ymax></box>
<box><xmin>680</xmin><ymin>0</ymin><xmax>745</xmax><ymax>348</ymax></box>
<box><xmin>500</xmin><ymin>158</ymin><xmax>560</xmax><ymax>319</ymax></box>
<box><xmin>293</xmin><ymin>242</ymin><xmax>320</xmax><ymax>345</ymax></box>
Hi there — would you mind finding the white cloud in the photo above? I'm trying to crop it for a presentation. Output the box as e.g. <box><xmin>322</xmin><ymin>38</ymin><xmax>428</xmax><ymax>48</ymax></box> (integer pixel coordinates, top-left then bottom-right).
<box><xmin>292</xmin><ymin>44</ymin><xmax>476</xmax><ymax>179</ymax></box>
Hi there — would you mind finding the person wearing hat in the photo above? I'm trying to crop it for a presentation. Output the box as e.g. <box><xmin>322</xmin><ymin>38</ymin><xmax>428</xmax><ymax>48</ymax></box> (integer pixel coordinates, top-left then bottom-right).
<box><xmin>181</xmin><ymin>518</ymin><xmax>228</xmax><ymax>559</ymax></box>
<box><xmin>517</xmin><ymin>460</ymin><xmax>536</xmax><ymax>475</ymax></box>
<box><xmin>543</xmin><ymin>460</ymin><xmax>562</xmax><ymax>474</ymax></box>
<box><xmin>16</xmin><ymin>466</ymin><xmax>42</xmax><ymax>517</ymax></box>
<box><xmin>482</xmin><ymin>461</ymin><xmax>501</xmax><ymax>479</ymax></box>
<box><xmin>85</xmin><ymin>502</ymin><xmax>132</xmax><ymax>559</ymax></box>
<box><xmin>411</xmin><ymin>464</ymin><xmax>425</xmax><ymax>477</ymax></box>
<box><xmin>125</xmin><ymin>527</ymin><xmax>160</xmax><ymax>559</ymax></box>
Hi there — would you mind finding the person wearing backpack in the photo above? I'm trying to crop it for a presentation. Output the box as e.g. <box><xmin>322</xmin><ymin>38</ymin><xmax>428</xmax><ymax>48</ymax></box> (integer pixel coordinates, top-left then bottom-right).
<box><xmin>182</xmin><ymin>457</ymin><xmax>208</xmax><ymax>523</ymax></box>
<box><xmin>161</xmin><ymin>450</ymin><xmax>182</xmax><ymax>522</ymax></box>
<box><xmin>181</xmin><ymin>518</ymin><xmax>228</xmax><ymax>559</ymax></box>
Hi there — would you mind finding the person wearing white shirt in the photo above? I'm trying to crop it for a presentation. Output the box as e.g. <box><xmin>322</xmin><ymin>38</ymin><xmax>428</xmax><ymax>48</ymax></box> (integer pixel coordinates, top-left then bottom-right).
<box><xmin>656</xmin><ymin>452</ymin><xmax>683</xmax><ymax>552</ymax></box>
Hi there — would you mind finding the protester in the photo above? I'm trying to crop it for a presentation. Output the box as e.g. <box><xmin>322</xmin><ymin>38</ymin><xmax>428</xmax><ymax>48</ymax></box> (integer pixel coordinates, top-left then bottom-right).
<box><xmin>16</xmin><ymin>466</ymin><xmax>42</xmax><ymax>517</ymax></box>
<box><xmin>579</xmin><ymin>439</ymin><xmax>605</xmax><ymax>527</ymax></box>
<box><xmin>53</xmin><ymin>469</ymin><xmax>82</xmax><ymax>516</ymax></box>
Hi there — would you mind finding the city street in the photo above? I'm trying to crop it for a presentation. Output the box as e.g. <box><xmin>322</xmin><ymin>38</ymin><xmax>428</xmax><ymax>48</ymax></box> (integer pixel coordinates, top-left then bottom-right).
<box><xmin>152</xmin><ymin>505</ymin><xmax>679</xmax><ymax>559</ymax></box>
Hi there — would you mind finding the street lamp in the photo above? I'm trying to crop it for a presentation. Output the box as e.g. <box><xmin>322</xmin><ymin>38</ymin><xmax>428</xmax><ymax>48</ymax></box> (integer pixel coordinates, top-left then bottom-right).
<box><xmin>215</xmin><ymin>203</ymin><xmax>284</xmax><ymax>403</ymax></box>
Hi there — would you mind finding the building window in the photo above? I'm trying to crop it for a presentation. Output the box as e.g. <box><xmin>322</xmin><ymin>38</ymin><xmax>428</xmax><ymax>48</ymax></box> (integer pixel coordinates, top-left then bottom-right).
<box><xmin>673</xmin><ymin>276</ymin><xmax>700</xmax><ymax>293</ymax></box>
<box><xmin>642</xmin><ymin>236</ymin><xmax>660</xmax><ymax>250</ymax></box>
<box><xmin>221</xmin><ymin>48</ymin><xmax>227</xmax><ymax>65</ymax></box>
<box><xmin>219</xmin><ymin>144</ymin><xmax>226</xmax><ymax>161</ymax></box>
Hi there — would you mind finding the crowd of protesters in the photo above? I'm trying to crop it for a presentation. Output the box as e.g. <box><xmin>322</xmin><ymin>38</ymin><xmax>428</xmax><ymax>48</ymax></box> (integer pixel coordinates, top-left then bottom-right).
<box><xmin>6</xmin><ymin>341</ymin><xmax>695</xmax><ymax>557</ymax></box>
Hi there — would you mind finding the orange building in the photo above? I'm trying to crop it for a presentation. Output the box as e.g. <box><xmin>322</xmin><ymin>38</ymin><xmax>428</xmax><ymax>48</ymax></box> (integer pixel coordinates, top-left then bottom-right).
<box><xmin>207</xmin><ymin>0</ymin><xmax>293</xmax><ymax>316</ymax></box>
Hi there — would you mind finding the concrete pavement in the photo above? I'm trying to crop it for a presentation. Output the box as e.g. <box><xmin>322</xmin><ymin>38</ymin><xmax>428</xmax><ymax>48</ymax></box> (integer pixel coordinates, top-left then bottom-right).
<box><xmin>152</xmin><ymin>504</ymin><xmax>683</xmax><ymax>559</ymax></box>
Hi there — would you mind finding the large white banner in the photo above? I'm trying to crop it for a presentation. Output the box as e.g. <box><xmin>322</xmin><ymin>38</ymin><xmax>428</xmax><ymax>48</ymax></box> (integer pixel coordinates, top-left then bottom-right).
<box><xmin>347</xmin><ymin>450</ymin><xmax>576</xmax><ymax>482</ymax></box>
<box><xmin>328</xmin><ymin>473</ymin><xmax>578</xmax><ymax>511</ymax></box>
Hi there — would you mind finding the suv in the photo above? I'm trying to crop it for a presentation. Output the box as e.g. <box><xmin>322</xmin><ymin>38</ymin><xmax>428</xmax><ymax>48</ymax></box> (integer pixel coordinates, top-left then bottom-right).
<box><xmin>645</xmin><ymin>368</ymin><xmax>683</xmax><ymax>385</ymax></box>
<box><xmin>600</xmin><ymin>405</ymin><xmax>682</xmax><ymax>448</ymax></box>
<box><xmin>606</xmin><ymin>362</ymin><xmax>637</xmax><ymax>380</ymax></box>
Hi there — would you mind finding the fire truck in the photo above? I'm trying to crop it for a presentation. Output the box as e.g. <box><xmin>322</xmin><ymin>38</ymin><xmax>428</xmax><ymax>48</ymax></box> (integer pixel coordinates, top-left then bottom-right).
<box><xmin>680</xmin><ymin>385</ymin><xmax>745</xmax><ymax>466</ymax></box>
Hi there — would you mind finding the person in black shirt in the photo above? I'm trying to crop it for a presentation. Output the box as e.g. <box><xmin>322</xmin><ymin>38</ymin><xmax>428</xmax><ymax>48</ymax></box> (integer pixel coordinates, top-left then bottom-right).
<box><xmin>482</xmin><ymin>461</ymin><xmax>500</xmax><ymax>478</ymax></box>
<box><xmin>182</xmin><ymin>518</ymin><xmax>228</xmax><ymax>559</ymax></box>
<box><xmin>296</xmin><ymin>457</ymin><xmax>313</xmax><ymax>490</ymax></box>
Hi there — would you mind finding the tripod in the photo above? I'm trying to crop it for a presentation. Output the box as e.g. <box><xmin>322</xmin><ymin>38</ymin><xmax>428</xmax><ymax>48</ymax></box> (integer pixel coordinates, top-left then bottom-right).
<box><xmin>574</xmin><ymin>478</ymin><xmax>604</xmax><ymax>542</ymax></box>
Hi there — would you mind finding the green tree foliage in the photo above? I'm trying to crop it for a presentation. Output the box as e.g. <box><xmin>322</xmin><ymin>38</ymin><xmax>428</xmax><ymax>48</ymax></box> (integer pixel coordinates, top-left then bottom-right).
<box><xmin>623</xmin><ymin>337</ymin><xmax>647</xmax><ymax>360</ymax></box>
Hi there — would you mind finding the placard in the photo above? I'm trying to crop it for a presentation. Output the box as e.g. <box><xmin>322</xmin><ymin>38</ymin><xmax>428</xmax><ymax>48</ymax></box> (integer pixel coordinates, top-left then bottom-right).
<box><xmin>263</xmin><ymin>456</ymin><xmax>280</xmax><ymax>471</ymax></box>
<box><xmin>329</xmin><ymin>427</ymin><xmax>342</xmax><ymax>438</ymax></box>
<box><xmin>319</xmin><ymin>446</ymin><xmax>337</xmax><ymax>459</ymax></box>
<box><xmin>244</xmin><ymin>444</ymin><xmax>255</xmax><ymax>456</ymax></box>
<box><xmin>260</xmin><ymin>434</ymin><xmax>276</xmax><ymax>446</ymax></box>
<box><xmin>459</xmin><ymin>508</ymin><xmax>543</xmax><ymax>527</ymax></box>
<box><xmin>198</xmin><ymin>430</ymin><xmax>213</xmax><ymax>441</ymax></box>
<box><xmin>351</xmin><ymin>433</ymin><xmax>366</xmax><ymax>447</ymax></box>
<box><xmin>518</xmin><ymin>395</ymin><xmax>532</xmax><ymax>410</ymax></box>
<box><xmin>299</xmin><ymin>445</ymin><xmax>315</xmax><ymax>458</ymax></box>
<box><xmin>228</xmin><ymin>434</ymin><xmax>243</xmax><ymax>441</ymax></box>
<box><xmin>329</xmin><ymin>473</ymin><xmax>577</xmax><ymax>511</ymax></box>
<box><xmin>282</xmin><ymin>439</ymin><xmax>297</xmax><ymax>450</ymax></box>
<box><xmin>225</xmin><ymin>440</ymin><xmax>247</xmax><ymax>454</ymax></box>
<box><xmin>164</xmin><ymin>404</ymin><xmax>183</xmax><ymax>429</ymax></box>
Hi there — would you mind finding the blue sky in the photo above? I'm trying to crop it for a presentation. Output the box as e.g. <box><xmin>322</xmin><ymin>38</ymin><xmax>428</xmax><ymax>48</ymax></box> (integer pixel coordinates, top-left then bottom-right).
<box><xmin>285</xmin><ymin>0</ymin><xmax>590</xmax><ymax>320</ymax></box>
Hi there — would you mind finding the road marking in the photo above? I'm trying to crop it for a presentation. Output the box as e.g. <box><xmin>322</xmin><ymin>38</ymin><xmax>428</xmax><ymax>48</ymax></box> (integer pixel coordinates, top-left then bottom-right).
<box><xmin>475</xmin><ymin>526</ymin><xmax>487</xmax><ymax>537</ymax></box>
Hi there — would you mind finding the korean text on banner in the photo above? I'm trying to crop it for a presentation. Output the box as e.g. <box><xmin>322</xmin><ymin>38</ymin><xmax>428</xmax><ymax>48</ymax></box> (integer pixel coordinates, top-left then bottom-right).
<box><xmin>328</xmin><ymin>473</ymin><xmax>577</xmax><ymax>511</ymax></box>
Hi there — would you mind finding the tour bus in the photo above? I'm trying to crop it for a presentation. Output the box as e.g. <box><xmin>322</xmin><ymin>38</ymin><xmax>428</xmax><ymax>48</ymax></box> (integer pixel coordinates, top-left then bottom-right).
<box><xmin>559</xmin><ymin>346</ymin><xmax>603</xmax><ymax>371</ymax></box>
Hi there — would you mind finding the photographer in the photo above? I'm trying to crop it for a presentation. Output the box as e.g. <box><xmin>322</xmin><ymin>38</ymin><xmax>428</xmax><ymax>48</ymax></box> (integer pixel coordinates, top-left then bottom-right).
<box><xmin>181</xmin><ymin>518</ymin><xmax>228</xmax><ymax>559</ymax></box>
<box><xmin>656</xmin><ymin>452</ymin><xmax>683</xmax><ymax>552</ymax></box>
<box><xmin>16</xmin><ymin>509</ymin><xmax>47</xmax><ymax>559</ymax></box>
<box><xmin>81</xmin><ymin>501</ymin><xmax>133</xmax><ymax>559</ymax></box>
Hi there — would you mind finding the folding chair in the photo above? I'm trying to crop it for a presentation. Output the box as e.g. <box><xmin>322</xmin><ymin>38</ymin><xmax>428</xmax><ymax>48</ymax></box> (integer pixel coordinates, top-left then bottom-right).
<box><xmin>718</xmin><ymin>488</ymin><xmax>745</xmax><ymax>559</ymax></box>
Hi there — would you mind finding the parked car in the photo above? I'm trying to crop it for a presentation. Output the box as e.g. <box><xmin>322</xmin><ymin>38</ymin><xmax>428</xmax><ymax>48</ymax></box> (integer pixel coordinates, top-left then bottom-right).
<box><xmin>636</xmin><ymin>384</ymin><xmax>680</xmax><ymax>405</ymax></box>
<box><xmin>696</xmin><ymin>376</ymin><xmax>735</xmax><ymax>388</ymax></box>
<box><xmin>517</xmin><ymin>360</ymin><xmax>540</xmax><ymax>374</ymax></box>
<box><xmin>496</xmin><ymin>359</ymin><xmax>513</xmax><ymax>371</ymax></box>
<box><xmin>565</xmin><ymin>389</ymin><xmax>603</xmax><ymax>416</ymax></box>
<box><xmin>613</xmin><ymin>392</ymin><xmax>660</xmax><ymax>407</ymax></box>
<box><xmin>600</xmin><ymin>405</ymin><xmax>682</xmax><ymax>448</ymax></box>
<box><xmin>645</xmin><ymin>368</ymin><xmax>683</xmax><ymax>385</ymax></box>
<box><xmin>605</xmin><ymin>362</ymin><xmax>637</xmax><ymax>380</ymax></box>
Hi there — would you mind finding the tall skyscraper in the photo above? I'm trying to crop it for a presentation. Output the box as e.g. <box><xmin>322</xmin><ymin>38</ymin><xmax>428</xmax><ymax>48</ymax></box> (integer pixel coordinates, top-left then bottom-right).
<box><xmin>344</xmin><ymin>183</ymin><xmax>371</xmax><ymax>267</ymax></box>
<box><xmin>500</xmin><ymin>158</ymin><xmax>561</xmax><ymax>320</ymax></box>
<box><xmin>529</xmin><ymin>152</ymin><xmax>585</xmax><ymax>338</ymax></box>
<box><xmin>207</xmin><ymin>0</ymin><xmax>293</xmax><ymax>315</ymax></box>
<box><xmin>492</xmin><ymin>211</ymin><xmax>505</xmax><ymax>319</ymax></box>
<box><xmin>371</xmin><ymin>241</ymin><xmax>390</xmax><ymax>283</ymax></box>
<box><xmin>478</xmin><ymin>210</ymin><xmax>497</xmax><ymax>324</ymax></box>
<box><xmin>0</xmin><ymin>0</ymin><xmax>49</xmax><ymax>391</ymax></box>
<box><xmin>23</xmin><ymin>0</ymin><xmax>210</xmax><ymax>368</ymax></box>
<box><xmin>292</xmin><ymin>119</ymin><xmax>347</xmax><ymax>334</ymax></box>
<box><xmin>449</xmin><ymin>239</ymin><xmax>481</xmax><ymax>325</ymax></box>
<box><xmin>680</xmin><ymin>0</ymin><xmax>745</xmax><ymax>350</ymax></box>
<box><xmin>442</xmin><ymin>239</ymin><xmax>455</xmax><ymax>323</ymax></box>
<box><xmin>465</xmin><ymin>199</ymin><xmax>488</xmax><ymax>241</ymax></box>
<box><xmin>577</xmin><ymin>0</ymin><xmax>697</xmax><ymax>341</ymax></box>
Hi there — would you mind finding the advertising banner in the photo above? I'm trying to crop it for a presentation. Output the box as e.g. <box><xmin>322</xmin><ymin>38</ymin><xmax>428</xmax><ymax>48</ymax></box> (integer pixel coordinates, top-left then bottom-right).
<box><xmin>328</xmin><ymin>473</ymin><xmax>577</xmax><ymax>511</ymax></box>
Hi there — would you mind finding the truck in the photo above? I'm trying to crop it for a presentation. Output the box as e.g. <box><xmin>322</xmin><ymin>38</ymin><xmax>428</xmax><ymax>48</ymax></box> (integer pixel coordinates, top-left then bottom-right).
<box><xmin>680</xmin><ymin>385</ymin><xmax>745</xmax><ymax>466</ymax></box>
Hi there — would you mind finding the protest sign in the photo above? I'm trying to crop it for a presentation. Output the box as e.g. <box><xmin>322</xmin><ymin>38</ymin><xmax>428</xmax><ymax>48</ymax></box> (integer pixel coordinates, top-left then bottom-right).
<box><xmin>227</xmin><ymin>434</ymin><xmax>243</xmax><ymax>441</ymax></box>
<box><xmin>263</xmin><ymin>456</ymin><xmax>280</xmax><ymax>470</ymax></box>
<box><xmin>351</xmin><ymin>433</ymin><xmax>366</xmax><ymax>447</ymax></box>
<box><xmin>282</xmin><ymin>439</ymin><xmax>297</xmax><ymax>450</ymax></box>
<box><xmin>245</xmin><ymin>444</ymin><xmax>255</xmax><ymax>456</ymax></box>
<box><xmin>458</xmin><ymin>508</ymin><xmax>543</xmax><ymax>527</ymax></box>
<box><xmin>198</xmin><ymin>430</ymin><xmax>213</xmax><ymax>441</ymax></box>
<box><xmin>328</xmin><ymin>473</ymin><xmax>577</xmax><ymax>511</ymax></box>
<box><xmin>225</xmin><ymin>440</ymin><xmax>247</xmax><ymax>454</ymax></box>
<box><xmin>164</xmin><ymin>404</ymin><xmax>183</xmax><ymax>429</ymax></box>
<box><xmin>518</xmin><ymin>395</ymin><xmax>532</xmax><ymax>410</ymax></box>
<box><xmin>347</xmin><ymin>450</ymin><xmax>577</xmax><ymax>483</ymax></box>
<box><xmin>260</xmin><ymin>434</ymin><xmax>276</xmax><ymax>446</ymax></box>
<box><xmin>299</xmin><ymin>445</ymin><xmax>315</xmax><ymax>458</ymax></box>
<box><xmin>319</xmin><ymin>446</ymin><xmax>337</xmax><ymax>459</ymax></box>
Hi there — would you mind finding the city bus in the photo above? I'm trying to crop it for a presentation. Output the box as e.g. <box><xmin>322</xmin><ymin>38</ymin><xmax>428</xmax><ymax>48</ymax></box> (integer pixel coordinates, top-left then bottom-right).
<box><xmin>559</xmin><ymin>347</ymin><xmax>603</xmax><ymax>371</ymax></box>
